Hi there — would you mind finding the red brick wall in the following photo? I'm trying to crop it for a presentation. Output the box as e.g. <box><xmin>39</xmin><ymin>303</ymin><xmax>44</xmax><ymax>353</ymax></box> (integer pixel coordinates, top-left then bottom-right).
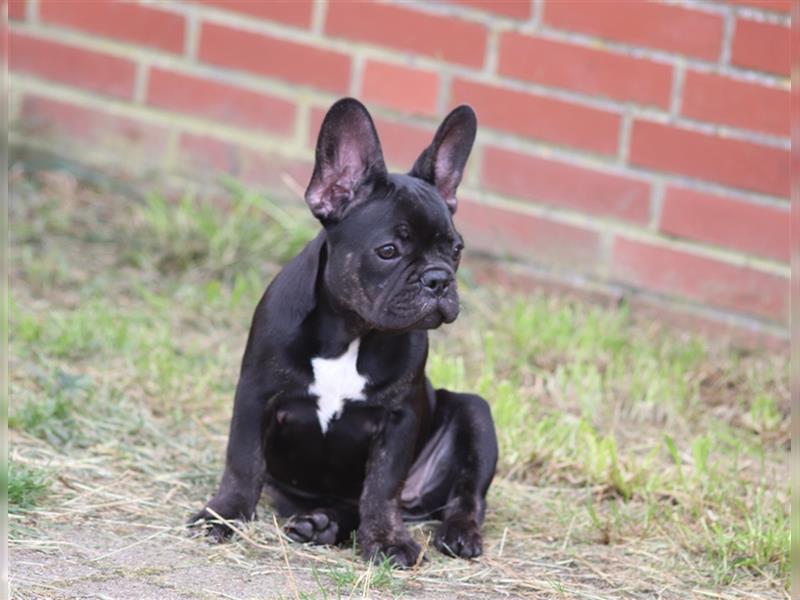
<box><xmin>7</xmin><ymin>0</ymin><xmax>790</xmax><ymax>338</ymax></box>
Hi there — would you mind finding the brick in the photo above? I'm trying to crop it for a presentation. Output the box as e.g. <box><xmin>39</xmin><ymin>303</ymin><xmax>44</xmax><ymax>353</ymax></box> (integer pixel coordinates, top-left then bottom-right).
<box><xmin>308</xmin><ymin>107</ymin><xmax>434</xmax><ymax>169</ymax></box>
<box><xmin>190</xmin><ymin>0</ymin><xmax>312</xmax><ymax>28</ymax></box>
<box><xmin>543</xmin><ymin>1</ymin><xmax>724</xmax><ymax>61</ymax></box>
<box><xmin>307</xmin><ymin>108</ymin><xmax>326</xmax><ymax>149</ymax></box>
<box><xmin>199</xmin><ymin>23</ymin><xmax>350</xmax><ymax>94</ymax></box>
<box><xmin>9</xmin><ymin>32</ymin><xmax>136</xmax><ymax>99</ymax></box>
<box><xmin>629</xmin><ymin>120</ymin><xmax>789</xmax><ymax>197</ymax></box>
<box><xmin>726</xmin><ymin>0</ymin><xmax>791</xmax><ymax>13</ymax></box>
<box><xmin>240</xmin><ymin>150</ymin><xmax>312</xmax><ymax>191</ymax></box>
<box><xmin>611</xmin><ymin>237</ymin><xmax>788</xmax><ymax>321</ymax></box>
<box><xmin>457</xmin><ymin>198</ymin><xmax>602</xmax><ymax>269</ymax></box>
<box><xmin>146</xmin><ymin>68</ymin><xmax>296</xmax><ymax>136</ymax></box>
<box><xmin>660</xmin><ymin>186</ymin><xmax>789</xmax><ymax>262</ymax></box>
<box><xmin>39</xmin><ymin>0</ymin><xmax>185</xmax><ymax>54</ymax></box>
<box><xmin>9</xmin><ymin>0</ymin><xmax>26</xmax><ymax>20</ymax></box>
<box><xmin>361</xmin><ymin>61</ymin><xmax>439</xmax><ymax>117</ymax></box>
<box><xmin>498</xmin><ymin>32</ymin><xmax>673</xmax><ymax>107</ymax></box>
<box><xmin>20</xmin><ymin>95</ymin><xmax>169</xmax><ymax>157</ymax></box>
<box><xmin>470</xmin><ymin>256</ymin><xmax>621</xmax><ymax>308</ymax></box>
<box><xmin>326</xmin><ymin>1</ymin><xmax>487</xmax><ymax>68</ymax></box>
<box><xmin>373</xmin><ymin>118</ymin><xmax>436</xmax><ymax>168</ymax></box>
<box><xmin>446</xmin><ymin>0</ymin><xmax>532</xmax><ymax>19</ymax></box>
<box><xmin>481</xmin><ymin>146</ymin><xmax>651</xmax><ymax>224</ymax></box>
<box><xmin>377</xmin><ymin>120</ymin><xmax>434</xmax><ymax>168</ymax></box>
<box><xmin>179</xmin><ymin>133</ymin><xmax>312</xmax><ymax>191</ymax></box>
<box><xmin>180</xmin><ymin>133</ymin><xmax>240</xmax><ymax>173</ymax></box>
<box><xmin>452</xmin><ymin>78</ymin><xmax>620</xmax><ymax>155</ymax></box>
<box><xmin>625</xmin><ymin>294</ymin><xmax>788</xmax><ymax>350</ymax></box>
<box><xmin>681</xmin><ymin>71</ymin><xmax>789</xmax><ymax>137</ymax></box>
<box><xmin>731</xmin><ymin>19</ymin><xmax>790</xmax><ymax>76</ymax></box>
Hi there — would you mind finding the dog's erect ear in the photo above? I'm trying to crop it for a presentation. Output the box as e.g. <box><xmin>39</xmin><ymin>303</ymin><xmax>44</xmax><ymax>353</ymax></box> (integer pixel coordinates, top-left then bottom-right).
<box><xmin>410</xmin><ymin>105</ymin><xmax>477</xmax><ymax>213</ymax></box>
<box><xmin>305</xmin><ymin>98</ymin><xmax>387</xmax><ymax>223</ymax></box>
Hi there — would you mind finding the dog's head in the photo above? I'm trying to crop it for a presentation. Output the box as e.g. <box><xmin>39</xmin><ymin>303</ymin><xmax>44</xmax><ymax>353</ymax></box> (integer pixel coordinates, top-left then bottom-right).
<box><xmin>305</xmin><ymin>98</ymin><xmax>476</xmax><ymax>332</ymax></box>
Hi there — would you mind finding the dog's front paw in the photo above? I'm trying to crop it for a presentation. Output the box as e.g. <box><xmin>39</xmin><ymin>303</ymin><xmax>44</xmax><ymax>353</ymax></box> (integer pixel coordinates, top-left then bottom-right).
<box><xmin>357</xmin><ymin>526</ymin><xmax>424</xmax><ymax>568</ymax></box>
<box><xmin>435</xmin><ymin>515</ymin><xmax>482</xmax><ymax>559</ymax></box>
<box><xmin>188</xmin><ymin>507</ymin><xmax>237</xmax><ymax>542</ymax></box>
<box><xmin>285</xmin><ymin>510</ymin><xmax>340</xmax><ymax>546</ymax></box>
<box><xmin>188</xmin><ymin>501</ymin><xmax>254</xmax><ymax>543</ymax></box>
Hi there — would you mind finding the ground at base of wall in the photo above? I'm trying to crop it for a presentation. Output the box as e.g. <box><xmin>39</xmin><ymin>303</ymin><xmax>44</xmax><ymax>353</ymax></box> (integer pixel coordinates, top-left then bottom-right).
<box><xmin>9</xmin><ymin>167</ymin><xmax>788</xmax><ymax>599</ymax></box>
<box><xmin>11</xmin><ymin>488</ymin><xmax>769</xmax><ymax>600</ymax></box>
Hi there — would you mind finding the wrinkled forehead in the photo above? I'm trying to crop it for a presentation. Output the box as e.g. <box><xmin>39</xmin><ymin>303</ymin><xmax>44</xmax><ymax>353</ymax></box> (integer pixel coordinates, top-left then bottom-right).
<box><xmin>380</xmin><ymin>174</ymin><xmax>455</xmax><ymax>235</ymax></box>
<box><xmin>328</xmin><ymin>174</ymin><xmax>458</xmax><ymax>245</ymax></box>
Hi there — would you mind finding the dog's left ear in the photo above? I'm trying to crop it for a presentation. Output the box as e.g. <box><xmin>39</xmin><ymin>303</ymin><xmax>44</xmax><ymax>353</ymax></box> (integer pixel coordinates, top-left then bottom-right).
<box><xmin>410</xmin><ymin>105</ymin><xmax>477</xmax><ymax>214</ymax></box>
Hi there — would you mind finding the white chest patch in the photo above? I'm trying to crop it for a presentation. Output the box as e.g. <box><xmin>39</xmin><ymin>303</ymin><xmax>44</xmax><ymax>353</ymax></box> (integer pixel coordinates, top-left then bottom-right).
<box><xmin>308</xmin><ymin>338</ymin><xmax>368</xmax><ymax>434</ymax></box>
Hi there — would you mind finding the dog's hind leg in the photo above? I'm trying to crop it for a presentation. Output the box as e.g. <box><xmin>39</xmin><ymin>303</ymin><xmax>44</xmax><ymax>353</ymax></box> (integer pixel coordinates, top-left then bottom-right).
<box><xmin>401</xmin><ymin>388</ymin><xmax>498</xmax><ymax>558</ymax></box>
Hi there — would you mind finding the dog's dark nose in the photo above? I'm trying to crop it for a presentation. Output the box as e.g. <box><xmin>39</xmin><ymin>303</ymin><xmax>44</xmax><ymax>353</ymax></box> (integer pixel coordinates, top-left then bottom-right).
<box><xmin>421</xmin><ymin>269</ymin><xmax>451</xmax><ymax>297</ymax></box>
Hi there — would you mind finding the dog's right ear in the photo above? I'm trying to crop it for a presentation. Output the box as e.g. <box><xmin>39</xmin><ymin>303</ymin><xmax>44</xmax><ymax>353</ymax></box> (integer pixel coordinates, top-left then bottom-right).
<box><xmin>305</xmin><ymin>98</ymin><xmax>387</xmax><ymax>224</ymax></box>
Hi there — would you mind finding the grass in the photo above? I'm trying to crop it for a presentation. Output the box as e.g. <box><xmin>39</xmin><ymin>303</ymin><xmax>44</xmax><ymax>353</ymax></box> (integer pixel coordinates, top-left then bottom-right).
<box><xmin>314</xmin><ymin>555</ymin><xmax>401</xmax><ymax>598</ymax></box>
<box><xmin>8</xmin><ymin>165</ymin><xmax>789</xmax><ymax>599</ymax></box>
<box><xmin>8</xmin><ymin>462</ymin><xmax>50</xmax><ymax>512</ymax></box>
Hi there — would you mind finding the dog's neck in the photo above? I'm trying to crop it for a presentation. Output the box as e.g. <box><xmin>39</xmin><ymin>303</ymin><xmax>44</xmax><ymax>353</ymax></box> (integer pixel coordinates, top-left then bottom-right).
<box><xmin>313</xmin><ymin>244</ymin><xmax>371</xmax><ymax>357</ymax></box>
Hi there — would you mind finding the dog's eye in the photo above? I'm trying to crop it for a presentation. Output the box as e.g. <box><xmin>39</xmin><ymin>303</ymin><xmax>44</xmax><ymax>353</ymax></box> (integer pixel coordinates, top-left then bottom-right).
<box><xmin>375</xmin><ymin>244</ymin><xmax>399</xmax><ymax>260</ymax></box>
<box><xmin>452</xmin><ymin>243</ymin><xmax>464</xmax><ymax>260</ymax></box>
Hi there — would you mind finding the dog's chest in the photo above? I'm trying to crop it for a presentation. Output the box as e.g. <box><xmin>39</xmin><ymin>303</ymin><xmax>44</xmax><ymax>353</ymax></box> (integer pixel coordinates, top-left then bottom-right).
<box><xmin>308</xmin><ymin>338</ymin><xmax>368</xmax><ymax>433</ymax></box>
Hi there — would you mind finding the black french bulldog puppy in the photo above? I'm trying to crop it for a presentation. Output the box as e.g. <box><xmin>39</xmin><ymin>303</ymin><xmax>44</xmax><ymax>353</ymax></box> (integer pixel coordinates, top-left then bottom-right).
<box><xmin>191</xmin><ymin>98</ymin><xmax>498</xmax><ymax>567</ymax></box>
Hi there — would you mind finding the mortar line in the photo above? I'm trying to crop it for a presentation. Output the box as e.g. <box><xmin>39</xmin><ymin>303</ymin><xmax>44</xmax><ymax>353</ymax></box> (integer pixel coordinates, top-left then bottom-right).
<box><xmin>26</xmin><ymin>0</ymin><xmax>38</xmax><ymax>22</ymax></box>
<box><xmin>310</xmin><ymin>0</ymin><xmax>327</xmax><ymax>36</ymax></box>
<box><xmin>348</xmin><ymin>53</ymin><xmax>365</xmax><ymax>98</ymax></box>
<box><xmin>720</xmin><ymin>9</ymin><xmax>736</xmax><ymax>67</ymax></box>
<box><xmin>616</xmin><ymin>113</ymin><xmax>633</xmax><ymax>166</ymax></box>
<box><xmin>294</xmin><ymin>100</ymin><xmax>312</xmax><ymax>155</ymax></box>
<box><xmin>597</xmin><ymin>230</ymin><xmax>615</xmax><ymax>280</ymax></box>
<box><xmin>483</xmin><ymin>26</ymin><xmax>500</xmax><ymax>76</ymax></box>
<box><xmin>436</xmin><ymin>70</ymin><xmax>453</xmax><ymax>114</ymax></box>
<box><xmin>184</xmin><ymin>9</ymin><xmax>201</xmax><ymax>62</ymax></box>
<box><xmin>465</xmin><ymin>142</ymin><xmax>483</xmax><ymax>188</ymax></box>
<box><xmin>649</xmin><ymin>180</ymin><xmax>667</xmax><ymax>231</ymax></box>
<box><xmin>530</xmin><ymin>0</ymin><xmax>544</xmax><ymax>27</ymax></box>
<box><xmin>669</xmin><ymin>60</ymin><xmax>687</xmax><ymax>117</ymax></box>
<box><xmin>724</xmin><ymin>4</ymin><xmax>791</xmax><ymax>25</ymax></box>
<box><xmin>134</xmin><ymin>63</ymin><xmax>149</xmax><ymax>105</ymax></box>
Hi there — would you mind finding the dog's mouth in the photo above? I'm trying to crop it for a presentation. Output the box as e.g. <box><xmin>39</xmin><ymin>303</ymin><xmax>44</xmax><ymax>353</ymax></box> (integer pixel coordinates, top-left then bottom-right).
<box><xmin>402</xmin><ymin>296</ymin><xmax>460</xmax><ymax>331</ymax></box>
<box><xmin>358</xmin><ymin>276</ymin><xmax>461</xmax><ymax>332</ymax></box>
<box><xmin>362</xmin><ymin>295</ymin><xmax>460</xmax><ymax>333</ymax></box>
<box><xmin>433</xmin><ymin>297</ymin><xmax>460</xmax><ymax>325</ymax></box>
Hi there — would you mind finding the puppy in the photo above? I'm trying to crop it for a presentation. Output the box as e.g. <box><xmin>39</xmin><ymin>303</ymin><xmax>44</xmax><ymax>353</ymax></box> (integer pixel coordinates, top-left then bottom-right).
<box><xmin>192</xmin><ymin>98</ymin><xmax>498</xmax><ymax>567</ymax></box>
